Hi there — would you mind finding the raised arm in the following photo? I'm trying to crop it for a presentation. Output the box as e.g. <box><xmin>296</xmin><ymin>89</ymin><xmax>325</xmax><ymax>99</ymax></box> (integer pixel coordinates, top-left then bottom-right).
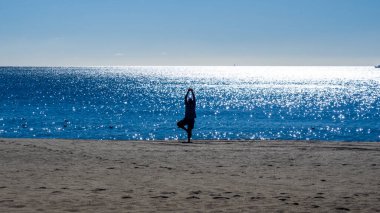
<box><xmin>190</xmin><ymin>90</ymin><xmax>195</xmax><ymax>104</ymax></box>
<box><xmin>184</xmin><ymin>90</ymin><xmax>190</xmax><ymax>104</ymax></box>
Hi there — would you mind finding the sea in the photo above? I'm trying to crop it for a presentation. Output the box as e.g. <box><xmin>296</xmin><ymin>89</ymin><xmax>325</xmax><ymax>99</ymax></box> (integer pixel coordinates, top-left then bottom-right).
<box><xmin>0</xmin><ymin>66</ymin><xmax>379</xmax><ymax>141</ymax></box>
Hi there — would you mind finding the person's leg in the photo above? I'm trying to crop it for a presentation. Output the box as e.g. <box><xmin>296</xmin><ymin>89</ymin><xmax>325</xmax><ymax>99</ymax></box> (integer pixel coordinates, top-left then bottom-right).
<box><xmin>187</xmin><ymin>128</ymin><xmax>192</xmax><ymax>143</ymax></box>
<box><xmin>177</xmin><ymin>119</ymin><xmax>189</xmax><ymax>141</ymax></box>
<box><xmin>177</xmin><ymin>119</ymin><xmax>187</xmax><ymax>131</ymax></box>
<box><xmin>187</xmin><ymin>119</ymin><xmax>194</xmax><ymax>143</ymax></box>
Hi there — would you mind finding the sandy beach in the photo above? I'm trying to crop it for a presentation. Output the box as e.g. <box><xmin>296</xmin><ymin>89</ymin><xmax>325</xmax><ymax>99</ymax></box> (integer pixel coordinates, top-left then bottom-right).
<box><xmin>0</xmin><ymin>138</ymin><xmax>379</xmax><ymax>212</ymax></box>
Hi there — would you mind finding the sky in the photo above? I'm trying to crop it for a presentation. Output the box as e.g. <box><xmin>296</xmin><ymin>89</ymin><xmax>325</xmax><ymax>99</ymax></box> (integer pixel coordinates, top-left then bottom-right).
<box><xmin>0</xmin><ymin>0</ymin><xmax>379</xmax><ymax>66</ymax></box>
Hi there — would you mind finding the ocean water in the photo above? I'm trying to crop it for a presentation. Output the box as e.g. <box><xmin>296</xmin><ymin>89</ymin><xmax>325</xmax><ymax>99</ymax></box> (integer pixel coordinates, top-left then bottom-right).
<box><xmin>0</xmin><ymin>66</ymin><xmax>379</xmax><ymax>141</ymax></box>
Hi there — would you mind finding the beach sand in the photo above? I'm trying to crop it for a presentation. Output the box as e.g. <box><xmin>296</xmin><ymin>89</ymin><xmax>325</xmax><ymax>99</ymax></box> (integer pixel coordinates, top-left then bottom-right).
<box><xmin>0</xmin><ymin>138</ymin><xmax>379</xmax><ymax>212</ymax></box>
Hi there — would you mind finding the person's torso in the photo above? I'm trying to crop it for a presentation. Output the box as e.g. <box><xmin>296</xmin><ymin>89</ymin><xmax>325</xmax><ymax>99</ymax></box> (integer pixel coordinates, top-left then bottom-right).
<box><xmin>185</xmin><ymin>103</ymin><xmax>196</xmax><ymax>119</ymax></box>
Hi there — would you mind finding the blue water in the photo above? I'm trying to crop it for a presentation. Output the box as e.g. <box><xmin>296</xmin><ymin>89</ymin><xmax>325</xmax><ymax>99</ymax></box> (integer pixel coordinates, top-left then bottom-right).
<box><xmin>0</xmin><ymin>66</ymin><xmax>379</xmax><ymax>141</ymax></box>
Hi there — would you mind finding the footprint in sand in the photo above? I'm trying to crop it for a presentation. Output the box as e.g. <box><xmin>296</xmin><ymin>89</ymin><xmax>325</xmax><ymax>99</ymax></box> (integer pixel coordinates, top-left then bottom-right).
<box><xmin>10</xmin><ymin>204</ymin><xmax>26</xmax><ymax>208</ymax></box>
<box><xmin>250</xmin><ymin>196</ymin><xmax>264</xmax><ymax>201</ymax></box>
<box><xmin>0</xmin><ymin>199</ymin><xmax>14</xmax><ymax>203</ymax></box>
<box><xmin>186</xmin><ymin>196</ymin><xmax>200</xmax><ymax>199</ymax></box>
<box><xmin>190</xmin><ymin>190</ymin><xmax>202</xmax><ymax>195</ymax></box>
<box><xmin>213</xmin><ymin>196</ymin><xmax>230</xmax><ymax>200</ymax></box>
<box><xmin>275</xmin><ymin>194</ymin><xmax>291</xmax><ymax>202</ymax></box>
<box><xmin>161</xmin><ymin>191</ymin><xmax>176</xmax><ymax>195</ymax></box>
<box><xmin>159</xmin><ymin>166</ymin><xmax>173</xmax><ymax>170</ymax></box>
<box><xmin>92</xmin><ymin>188</ymin><xmax>106</xmax><ymax>192</ymax></box>
<box><xmin>151</xmin><ymin>195</ymin><xmax>169</xmax><ymax>199</ymax></box>
<box><xmin>336</xmin><ymin>207</ymin><xmax>350</xmax><ymax>211</ymax></box>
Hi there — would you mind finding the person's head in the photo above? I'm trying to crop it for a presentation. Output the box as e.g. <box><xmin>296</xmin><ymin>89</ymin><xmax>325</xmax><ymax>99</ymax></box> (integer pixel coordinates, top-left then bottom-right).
<box><xmin>188</xmin><ymin>98</ymin><xmax>194</xmax><ymax>104</ymax></box>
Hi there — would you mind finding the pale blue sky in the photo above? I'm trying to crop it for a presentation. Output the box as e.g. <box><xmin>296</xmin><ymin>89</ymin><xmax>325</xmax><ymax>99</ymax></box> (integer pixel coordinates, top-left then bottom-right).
<box><xmin>0</xmin><ymin>0</ymin><xmax>379</xmax><ymax>66</ymax></box>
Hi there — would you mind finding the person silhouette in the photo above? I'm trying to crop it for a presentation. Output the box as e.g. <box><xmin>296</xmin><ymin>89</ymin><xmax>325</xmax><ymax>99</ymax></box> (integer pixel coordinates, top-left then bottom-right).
<box><xmin>177</xmin><ymin>88</ymin><xmax>196</xmax><ymax>143</ymax></box>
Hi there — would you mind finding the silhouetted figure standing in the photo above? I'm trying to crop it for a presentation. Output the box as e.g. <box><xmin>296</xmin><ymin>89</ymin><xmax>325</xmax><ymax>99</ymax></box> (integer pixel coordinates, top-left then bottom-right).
<box><xmin>177</xmin><ymin>88</ymin><xmax>196</xmax><ymax>143</ymax></box>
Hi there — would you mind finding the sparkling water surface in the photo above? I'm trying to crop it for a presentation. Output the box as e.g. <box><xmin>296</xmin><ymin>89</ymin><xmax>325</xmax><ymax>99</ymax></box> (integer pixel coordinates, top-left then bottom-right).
<box><xmin>0</xmin><ymin>66</ymin><xmax>379</xmax><ymax>141</ymax></box>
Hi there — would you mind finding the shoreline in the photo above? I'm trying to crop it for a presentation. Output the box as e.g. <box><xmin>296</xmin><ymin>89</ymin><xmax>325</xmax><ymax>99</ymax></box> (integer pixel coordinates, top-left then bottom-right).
<box><xmin>1</xmin><ymin>137</ymin><xmax>379</xmax><ymax>143</ymax></box>
<box><xmin>1</xmin><ymin>138</ymin><xmax>379</xmax><ymax>212</ymax></box>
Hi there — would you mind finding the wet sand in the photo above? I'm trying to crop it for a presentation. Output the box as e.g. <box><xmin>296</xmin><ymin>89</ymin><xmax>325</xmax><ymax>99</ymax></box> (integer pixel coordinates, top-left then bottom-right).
<box><xmin>0</xmin><ymin>138</ymin><xmax>379</xmax><ymax>212</ymax></box>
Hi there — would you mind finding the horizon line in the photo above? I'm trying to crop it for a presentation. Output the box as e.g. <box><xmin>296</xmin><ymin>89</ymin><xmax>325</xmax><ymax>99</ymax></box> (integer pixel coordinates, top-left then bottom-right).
<box><xmin>0</xmin><ymin>65</ymin><xmax>377</xmax><ymax>68</ymax></box>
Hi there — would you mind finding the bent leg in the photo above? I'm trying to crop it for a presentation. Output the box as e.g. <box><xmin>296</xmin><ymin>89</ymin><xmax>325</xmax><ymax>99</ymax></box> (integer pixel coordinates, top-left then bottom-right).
<box><xmin>177</xmin><ymin>119</ymin><xmax>188</xmax><ymax>131</ymax></box>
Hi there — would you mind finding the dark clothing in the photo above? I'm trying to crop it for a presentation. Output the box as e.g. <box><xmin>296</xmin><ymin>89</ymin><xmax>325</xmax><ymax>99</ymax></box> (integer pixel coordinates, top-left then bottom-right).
<box><xmin>184</xmin><ymin>91</ymin><xmax>196</xmax><ymax>119</ymax></box>
<box><xmin>185</xmin><ymin>102</ymin><xmax>196</xmax><ymax>119</ymax></box>
<box><xmin>178</xmin><ymin>90</ymin><xmax>196</xmax><ymax>142</ymax></box>
<box><xmin>177</xmin><ymin>118</ymin><xmax>195</xmax><ymax>130</ymax></box>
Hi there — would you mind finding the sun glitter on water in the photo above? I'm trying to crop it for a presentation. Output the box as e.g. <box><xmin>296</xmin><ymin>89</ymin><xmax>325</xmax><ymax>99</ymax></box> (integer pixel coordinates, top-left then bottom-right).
<box><xmin>0</xmin><ymin>66</ymin><xmax>379</xmax><ymax>141</ymax></box>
